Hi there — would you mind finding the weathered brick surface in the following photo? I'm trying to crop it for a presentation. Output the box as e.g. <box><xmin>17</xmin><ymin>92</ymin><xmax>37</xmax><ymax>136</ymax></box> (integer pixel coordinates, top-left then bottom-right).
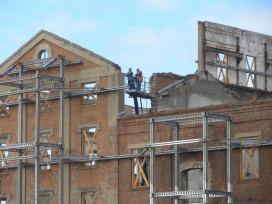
<box><xmin>118</xmin><ymin>99</ymin><xmax>272</xmax><ymax>203</ymax></box>
<box><xmin>0</xmin><ymin>38</ymin><xmax>120</xmax><ymax>204</ymax></box>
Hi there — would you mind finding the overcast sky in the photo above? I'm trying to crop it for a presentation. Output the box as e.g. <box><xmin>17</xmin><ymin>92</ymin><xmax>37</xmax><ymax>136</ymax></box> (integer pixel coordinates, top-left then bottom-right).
<box><xmin>0</xmin><ymin>0</ymin><xmax>272</xmax><ymax>107</ymax></box>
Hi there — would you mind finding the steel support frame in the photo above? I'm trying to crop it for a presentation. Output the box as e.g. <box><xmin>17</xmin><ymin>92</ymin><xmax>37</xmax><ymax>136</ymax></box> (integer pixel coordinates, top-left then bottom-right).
<box><xmin>1</xmin><ymin>56</ymin><xmax>67</xmax><ymax>204</ymax></box>
<box><xmin>17</xmin><ymin>66</ymin><xmax>23</xmax><ymax>204</ymax></box>
<box><xmin>34</xmin><ymin>74</ymin><xmax>41</xmax><ymax>204</ymax></box>
<box><xmin>59</xmin><ymin>56</ymin><xmax>65</xmax><ymax>204</ymax></box>
<box><xmin>149</xmin><ymin>112</ymin><xmax>233</xmax><ymax>203</ymax></box>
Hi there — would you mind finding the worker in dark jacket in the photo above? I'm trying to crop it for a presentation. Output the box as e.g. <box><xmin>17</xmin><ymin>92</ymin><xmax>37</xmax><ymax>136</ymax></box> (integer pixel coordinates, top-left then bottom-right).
<box><xmin>125</xmin><ymin>67</ymin><xmax>135</xmax><ymax>90</ymax></box>
<box><xmin>135</xmin><ymin>68</ymin><xmax>143</xmax><ymax>92</ymax></box>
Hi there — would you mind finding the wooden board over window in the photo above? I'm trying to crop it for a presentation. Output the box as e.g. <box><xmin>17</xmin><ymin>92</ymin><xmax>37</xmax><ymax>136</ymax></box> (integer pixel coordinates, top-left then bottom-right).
<box><xmin>234</xmin><ymin>131</ymin><xmax>261</xmax><ymax>180</ymax></box>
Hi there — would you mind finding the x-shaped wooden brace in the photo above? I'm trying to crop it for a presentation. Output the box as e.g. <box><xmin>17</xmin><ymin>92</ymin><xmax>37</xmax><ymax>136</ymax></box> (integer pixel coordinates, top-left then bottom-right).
<box><xmin>0</xmin><ymin>149</ymin><xmax>8</xmax><ymax>166</ymax></box>
<box><xmin>133</xmin><ymin>156</ymin><xmax>149</xmax><ymax>187</ymax></box>
<box><xmin>82</xmin><ymin>192</ymin><xmax>97</xmax><ymax>204</ymax></box>
<box><xmin>241</xmin><ymin>146</ymin><xmax>259</xmax><ymax>179</ymax></box>
<box><xmin>217</xmin><ymin>53</ymin><xmax>228</xmax><ymax>83</ymax></box>
<box><xmin>82</xmin><ymin>129</ymin><xmax>97</xmax><ymax>156</ymax></box>
<box><xmin>0</xmin><ymin>96</ymin><xmax>10</xmax><ymax>115</ymax></box>
<box><xmin>40</xmin><ymin>135</ymin><xmax>52</xmax><ymax>163</ymax></box>
<box><xmin>246</xmin><ymin>57</ymin><xmax>256</xmax><ymax>88</ymax></box>
<box><xmin>82</xmin><ymin>84</ymin><xmax>97</xmax><ymax>104</ymax></box>
<box><xmin>40</xmin><ymin>91</ymin><xmax>52</xmax><ymax>110</ymax></box>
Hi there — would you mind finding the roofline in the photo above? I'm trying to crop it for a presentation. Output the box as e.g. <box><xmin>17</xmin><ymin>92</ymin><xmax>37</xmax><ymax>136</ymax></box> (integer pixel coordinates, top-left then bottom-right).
<box><xmin>0</xmin><ymin>30</ymin><xmax>121</xmax><ymax>70</ymax></box>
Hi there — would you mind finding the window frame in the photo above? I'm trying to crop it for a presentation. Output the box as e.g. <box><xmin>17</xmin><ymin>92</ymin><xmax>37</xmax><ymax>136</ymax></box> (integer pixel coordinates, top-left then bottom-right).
<box><xmin>234</xmin><ymin>131</ymin><xmax>261</xmax><ymax>180</ymax></box>
<box><xmin>131</xmin><ymin>148</ymin><xmax>149</xmax><ymax>188</ymax></box>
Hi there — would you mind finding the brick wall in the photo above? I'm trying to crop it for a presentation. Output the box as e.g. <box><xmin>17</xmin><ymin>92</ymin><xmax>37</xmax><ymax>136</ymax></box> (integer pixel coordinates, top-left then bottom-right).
<box><xmin>118</xmin><ymin>98</ymin><xmax>272</xmax><ymax>203</ymax></box>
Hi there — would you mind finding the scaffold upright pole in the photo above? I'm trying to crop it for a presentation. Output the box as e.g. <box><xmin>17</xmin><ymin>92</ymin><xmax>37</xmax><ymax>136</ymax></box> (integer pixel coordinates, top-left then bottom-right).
<box><xmin>17</xmin><ymin>65</ymin><xmax>23</xmax><ymax>204</ymax></box>
<box><xmin>59</xmin><ymin>56</ymin><xmax>65</xmax><ymax>204</ymax></box>
<box><xmin>227</xmin><ymin>119</ymin><xmax>233</xmax><ymax>203</ymax></box>
<box><xmin>150</xmin><ymin>119</ymin><xmax>155</xmax><ymax>204</ymax></box>
<box><xmin>34</xmin><ymin>74</ymin><xmax>41</xmax><ymax>204</ymax></box>
<box><xmin>174</xmin><ymin>125</ymin><xmax>180</xmax><ymax>204</ymax></box>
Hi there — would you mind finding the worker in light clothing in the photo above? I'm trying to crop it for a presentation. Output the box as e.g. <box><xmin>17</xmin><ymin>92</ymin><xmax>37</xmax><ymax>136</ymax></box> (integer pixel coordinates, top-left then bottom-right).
<box><xmin>125</xmin><ymin>67</ymin><xmax>135</xmax><ymax>90</ymax></box>
<box><xmin>135</xmin><ymin>68</ymin><xmax>143</xmax><ymax>92</ymax></box>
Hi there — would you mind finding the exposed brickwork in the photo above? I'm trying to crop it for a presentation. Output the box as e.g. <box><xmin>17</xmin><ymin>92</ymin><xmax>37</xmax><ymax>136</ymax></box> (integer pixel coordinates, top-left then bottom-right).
<box><xmin>0</xmin><ymin>38</ymin><xmax>121</xmax><ymax>204</ymax></box>
<box><xmin>118</xmin><ymin>98</ymin><xmax>272</xmax><ymax>203</ymax></box>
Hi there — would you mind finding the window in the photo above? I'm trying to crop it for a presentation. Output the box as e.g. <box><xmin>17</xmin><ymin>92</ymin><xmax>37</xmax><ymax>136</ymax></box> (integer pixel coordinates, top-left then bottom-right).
<box><xmin>40</xmin><ymin>133</ymin><xmax>52</xmax><ymax>170</ymax></box>
<box><xmin>39</xmin><ymin>50</ymin><xmax>48</xmax><ymax>59</ymax></box>
<box><xmin>40</xmin><ymin>90</ymin><xmax>51</xmax><ymax>111</ymax></box>
<box><xmin>0</xmin><ymin>96</ymin><xmax>10</xmax><ymax>117</ymax></box>
<box><xmin>186</xmin><ymin>168</ymin><xmax>203</xmax><ymax>203</ymax></box>
<box><xmin>39</xmin><ymin>190</ymin><xmax>53</xmax><ymax>204</ymax></box>
<box><xmin>81</xmin><ymin>192</ymin><xmax>97</xmax><ymax>204</ymax></box>
<box><xmin>217</xmin><ymin>53</ymin><xmax>228</xmax><ymax>83</ymax></box>
<box><xmin>81</xmin><ymin>82</ymin><xmax>97</xmax><ymax>105</ymax></box>
<box><xmin>0</xmin><ymin>135</ymin><xmax>9</xmax><ymax>167</ymax></box>
<box><xmin>82</xmin><ymin>128</ymin><xmax>97</xmax><ymax>166</ymax></box>
<box><xmin>39</xmin><ymin>195</ymin><xmax>50</xmax><ymax>204</ymax></box>
<box><xmin>246</xmin><ymin>56</ymin><xmax>256</xmax><ymax>88</ymax></box>
<box><xmin>132</xmin><ymin>149</ymin><xmax>148</xmax><ymax>188</ymax></box>
<box><xmin>235</xmin><ymin>131</ymin><xmax>260</xmax><ymax>180</ymax></box>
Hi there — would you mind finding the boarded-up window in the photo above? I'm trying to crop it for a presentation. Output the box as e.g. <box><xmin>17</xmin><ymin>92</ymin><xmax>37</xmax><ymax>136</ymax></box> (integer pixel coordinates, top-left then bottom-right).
<box><xmin>186</xmin><ymin>168</ymin><xmax>203</xmax><ymax>203</ymax></box>
<box><xmin>241</xmin><ymin>138</ymin><xmax>259</xmax><ymax>179</ymax></box>
<box><xmin>0</xmin><ymin>96</ymin><xmax>10</xmax><ymax>117</ymax></box>
<box><xmin>40</xmin><ymin>195</ymin><xmax>50</xmax><ymax>204</ymax></box>
<box><xmin>81</xmin><ymin>192</ymin><xmax>97</xmax><ymax>204</ymax></box>
<box><xmin>132</xmin><ymin>149</ymin><xmax>148</xmax><ymax>188</ymax></box>
<box><xmin>0</xmin><ymin>136</ymin><xmax>9</xmax><ymax>167</ymax></box>
<box><xmin>40</xmin><ymin>90</ymin><xmax>52</xmax><ymax>111</ymax></box>
<box><xmin>40</xmin><ymin>133</ymin><xmax>51</xmax><ymax>170</ymax></box>
<box><xmin>246</xmin><ymin>56</ymin><xmax>256</xmax><ymax>88</ymax></box>
<box><xmin>235</xmin><ymin>131</ymin><xmax>260</xmax><ymax>180</ymax></box>
<box><xmin>82</xmin><ymin>128</ymin><xmax>97</xmax><ymax>166</ymax></box>
<box><xmin>217</xmin><ymin>53</ymin><xmax>228</xmax><ymax>83</ymax></box>
<box><xmin>82</xmin><ymin>83</ymin><xmax>97</xmax><ymax>105</ymax></box>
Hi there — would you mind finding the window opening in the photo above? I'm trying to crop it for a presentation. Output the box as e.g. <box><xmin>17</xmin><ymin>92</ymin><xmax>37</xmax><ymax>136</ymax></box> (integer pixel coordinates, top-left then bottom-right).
<box><xmin>186</xmin><ymin>168</ymin><xmax>203</xmax><ymax>203</ymax></box>
<box><xmin>0</xmin><ymin>96</ymin><xmax>10</xmax><ymax>117</ymax></box>
<box><xmin>0</xmin><ymin>135</ymin><xmax>9</xmax><ymax>167</ymax></box>
<box><xmin>39</xmin><ymin>50</ymin><xmax>48</xmax><ymax>60</ymax></box>
<box><xmin>40</xmin><ymin>90</ymin><xmax>51</xmax><ymax>111</ymax></box>
<box><xmin>0</xmin><ymin>200</ymin><xmax>6</xmax><ymax>204</ymax></box>
<box><xmin>132</xmin><ymin>149</ymin><xmax>148</xmax><ymax>188</ymax></box>
<box><xmin>39</xmin><ymin>194</ymin><xmax>50</xmax><ymax>204</ymax></box>
<box><xmin>82</xmin><ymin>128</ymin><xmax>97</xmax><ymax>166</ymax></box>
<box><xmin>82</xmin><ymin>83</ymin><xmax>97</xmax><ymax>105</ymax></box>
<box><xmin>81</xmin><ymin>192</ymin><xmax>97</xmax><ymax>204</ymax></box>
<box><xmin>241</xmin><ymin>137</ymin><xmax>259</xmax><ymax>180</ymax></box>
<box><xmin>40</xmin><ymin>133</ymin><xmax>52</xmax><ymax>170</ymax></box>
<box><xmin>216</xmin><ymin>53</ymin><xmax>229</xmax><ymax>83</ymax></box>
<box><xmin>246</xmin><ymin>56</ymin><xmax>256</xmax><ymax>88</ymax></box>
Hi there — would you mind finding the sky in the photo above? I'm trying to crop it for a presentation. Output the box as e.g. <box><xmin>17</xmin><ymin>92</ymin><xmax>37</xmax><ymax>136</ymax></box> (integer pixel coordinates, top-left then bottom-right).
<box><xmin>0</xmin><ymin>0</ymin><xmax>272</xmax><ymax>107</ymax></box>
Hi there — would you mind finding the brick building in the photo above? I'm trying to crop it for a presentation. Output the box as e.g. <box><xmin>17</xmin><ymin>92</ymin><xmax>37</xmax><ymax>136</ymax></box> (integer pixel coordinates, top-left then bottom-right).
<box><xmin>0</xmin><ymin>21</ymin><xmax>272</xmax><ymax>204</ymax></box>
<box><xmin>0</xmin><ymin>30</ymin><xmax>124</xmax><ymax>204</ymax></box>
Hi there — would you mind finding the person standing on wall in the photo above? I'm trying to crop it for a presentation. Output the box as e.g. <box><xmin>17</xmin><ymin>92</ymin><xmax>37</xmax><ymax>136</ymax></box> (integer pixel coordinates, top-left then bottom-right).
<box><xmin>125</xmin><ymin>67</ymin><xmax>135</xmax><ymax>90</ymax></box>
<box><xmin>135</xmin><ymin>68</ymin><xmax>143</xmax><ymax>92</ymax></box>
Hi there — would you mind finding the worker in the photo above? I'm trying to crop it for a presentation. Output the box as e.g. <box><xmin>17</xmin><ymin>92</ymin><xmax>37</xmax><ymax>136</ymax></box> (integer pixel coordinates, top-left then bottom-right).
<box><xmin>135</xmin><ymin>68</ymin><xmax>143</xmax><ymax>92</ymax></box>
<box><xmin>125</xmin><ymin>67</ymin><xmax>135</xmax><ymax>90</ymax></box>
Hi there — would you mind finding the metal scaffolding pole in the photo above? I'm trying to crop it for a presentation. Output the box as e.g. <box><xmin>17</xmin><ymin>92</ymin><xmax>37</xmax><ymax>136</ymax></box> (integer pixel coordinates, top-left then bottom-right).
<box><xmin>227</xmin><ymin>119</ymin><xmax>233</xmax><ymax>203</ymax></box>
<box><xmin>203</xmin><ymin>115</ymin><xmax>208</xmax><ymax>203</ymax></box>
<box><xmin>17</xmin><ymin>66</ymin><xmax>23</xmax><ymax>204</ymax></box>
<box><xmin>150</xmin><ymin>120</ymin><xmax>155</xmax><ymax>204</ymax></box>
<box><xmin>34</xmin><ymin>74</ymin><xmax>41</xmax><ymax>204</ymax></box>
<box><xmin>59</xmin><ymin>56</ymin><xmax>65</xmax><ymax>204</ymax></box>
<box><xmin>174</xmin><ymin>125</ymin><xmax>180</xmax><ymax>204</ymax></box>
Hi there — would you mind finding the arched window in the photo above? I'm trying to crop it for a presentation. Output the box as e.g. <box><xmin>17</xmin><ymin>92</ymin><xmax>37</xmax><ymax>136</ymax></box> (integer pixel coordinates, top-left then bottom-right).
<box><xmin>38</xmin><ymin>50</ymin><xmax>48</xmax><ymax>59</ymax></box>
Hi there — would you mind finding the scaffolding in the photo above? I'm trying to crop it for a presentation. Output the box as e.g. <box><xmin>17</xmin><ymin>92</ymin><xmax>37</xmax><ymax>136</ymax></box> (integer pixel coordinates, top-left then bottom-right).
<box><xmin>1</xmin><ymin>56</ymin><xmax>272</xmax><ymax>204</ymax></box>
<box><xmin>0</xmin><ymin>56</ymin><xmax>128</xmax><ymax>204</ymax></box>
<box><xmin>148</xmin><ymin>112</ymin><xmax>272</xmax><ymax>204</ymax></box>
